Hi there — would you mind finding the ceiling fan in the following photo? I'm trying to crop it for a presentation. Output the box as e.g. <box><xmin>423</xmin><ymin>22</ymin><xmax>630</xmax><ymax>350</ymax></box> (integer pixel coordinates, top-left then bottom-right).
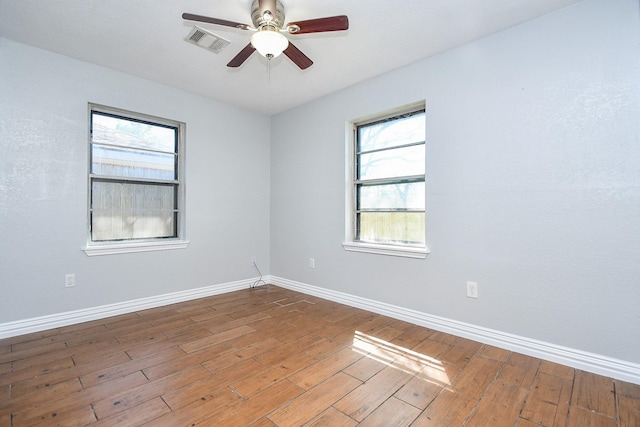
<box><xmin>182</xmin><ymin>0</ymin><xmax>349</xmax><ymax>70</ymax></box>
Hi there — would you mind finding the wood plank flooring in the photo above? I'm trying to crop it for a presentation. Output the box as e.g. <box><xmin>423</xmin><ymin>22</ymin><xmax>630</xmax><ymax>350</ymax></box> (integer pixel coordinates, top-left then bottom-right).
<box><xmin>0</xmin><ymin>285</ymin><xmax>638</xmax><ymax>426</ymax></box>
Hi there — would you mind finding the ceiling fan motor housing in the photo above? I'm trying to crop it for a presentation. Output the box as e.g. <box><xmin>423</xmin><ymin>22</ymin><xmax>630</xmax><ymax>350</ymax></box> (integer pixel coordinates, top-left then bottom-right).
<box><xmin>251</xmin><ymin>0</ymin><xmax>285</xmax><ymax>30</ymax></box>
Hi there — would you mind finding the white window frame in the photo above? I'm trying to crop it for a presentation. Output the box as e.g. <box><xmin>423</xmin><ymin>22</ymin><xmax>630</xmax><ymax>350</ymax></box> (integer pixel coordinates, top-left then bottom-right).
<box><xmin>343</xmin><ymin>101</ymin><xmax>429</xmax><ymax>259</ymax></box>
<box><xmin>82</xmin><ymin>104</ymin><xmax>188</xmax><ymax>256</ymax></box>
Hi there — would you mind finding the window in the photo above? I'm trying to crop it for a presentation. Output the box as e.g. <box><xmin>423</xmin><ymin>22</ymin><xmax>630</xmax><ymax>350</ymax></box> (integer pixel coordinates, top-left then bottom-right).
<box><xmin>84</xmin><ymin>104</ymin><xmax>187</xmax><ymax>256</ymax></box>
<box><xmin>344</xmin><ymin>102</ymin><xmax>428</xmax><ymax>258</ymax></box>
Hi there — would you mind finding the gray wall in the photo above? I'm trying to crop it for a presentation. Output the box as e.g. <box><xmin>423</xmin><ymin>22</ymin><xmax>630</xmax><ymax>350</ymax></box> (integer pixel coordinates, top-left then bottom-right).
<box><xmin>0</xmin><ymin>38</ymin><xmax>271</xmax><ymax>322</ymax></box>
<box><xmin>270</xmin><ymin>0</ymin><xmax>640</xmax><ymax>363</ymax></box>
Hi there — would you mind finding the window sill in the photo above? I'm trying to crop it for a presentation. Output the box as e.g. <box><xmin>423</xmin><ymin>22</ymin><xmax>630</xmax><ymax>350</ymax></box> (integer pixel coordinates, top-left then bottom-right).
<box><xmin>342</xmin><ymin>241</ymin><xmax>429</xmax><ymax>259</ymax></box>
<box><xmin>82</xmin><ymin>240</ymin><xmax>190</xmax><ymax>256</ymax></box>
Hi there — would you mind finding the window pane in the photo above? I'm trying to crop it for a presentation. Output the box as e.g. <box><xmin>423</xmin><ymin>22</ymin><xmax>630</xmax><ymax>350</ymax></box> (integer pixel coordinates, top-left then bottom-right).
<box><xmin>92</xmin><ymin>145</ymin><xmax>176</xmax><ymax>180</ymax></box>
<box><xmin>358</xmin><ymin>112</ymin><xmax>425</xmax><ymax>152</ymax></box>
<box><xmin>358</xmin><ymin>182</ymin><xmax>424</xmax><ymax>210</ymax></box>
<box><xmin>358</xmin><ymin>144</ymin><xmax>424</xmax><ymax>180</ymax></box>
<box><xmin>92</xmin><ymin>112</ymin><xmax>176</xmax><ymax>153</ymax></box>
<box><xmin>357</xmin><ymin>212</ymin><xmax>425</xmax><ymax>245</ymax></box>
<box><xmin>91</xmin><ymin>181</ymin><xmax>176</xmax><ymax>241</ymax></box>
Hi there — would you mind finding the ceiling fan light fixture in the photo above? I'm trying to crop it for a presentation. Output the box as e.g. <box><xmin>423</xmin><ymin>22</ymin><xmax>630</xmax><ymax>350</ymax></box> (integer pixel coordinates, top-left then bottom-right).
<box><xmin>250</xmin><ymin>28</ymin><xmax>289</xmax><ymax>59</ymax></box>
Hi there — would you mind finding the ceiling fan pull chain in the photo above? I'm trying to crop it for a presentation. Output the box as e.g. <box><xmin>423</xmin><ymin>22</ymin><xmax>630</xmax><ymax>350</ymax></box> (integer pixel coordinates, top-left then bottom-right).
<box><xmin>267</xmin><ymin>57</ymin><xmax>271</xmax><ymax>81</ymax></box>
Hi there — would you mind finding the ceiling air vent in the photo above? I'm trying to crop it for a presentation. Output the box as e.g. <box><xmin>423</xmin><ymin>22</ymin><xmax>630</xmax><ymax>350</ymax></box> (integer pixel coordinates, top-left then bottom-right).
<box><xmin>185</xmin><ymin>26</ymin><xmax>230</xmax><ymax>54</ymax></box>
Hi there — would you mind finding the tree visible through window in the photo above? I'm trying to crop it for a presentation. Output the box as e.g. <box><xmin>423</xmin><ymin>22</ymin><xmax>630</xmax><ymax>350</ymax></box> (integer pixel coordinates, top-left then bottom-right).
<box><xmin>353</xmin><ymin>106</ymin><xmax>426</xmax><ymax>248</ymax></box>
<box><xmin>88</xmin><ymin>105</ymin><xmax>184</xmax><ymax>244</ymax></box>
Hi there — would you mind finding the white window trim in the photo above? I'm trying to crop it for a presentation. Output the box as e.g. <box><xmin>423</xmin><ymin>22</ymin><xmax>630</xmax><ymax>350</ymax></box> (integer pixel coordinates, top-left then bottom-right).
<box><xmin>342</xmin><ymin>241</ymin><xmax>428</xmax><ymax>259</ymax></box>
<box><xmin>82</xmin><ymin>239</ymin><xmax>190</xmax><ymax>257</ymax></box>
<box><xmin>84</xmin><ymin>103</ymin><xmax>188</xmax><ymax>255</ymax></box>
<box><xmin>344</xmin><ymin>101</ymin><xmax>429</xmax><ymax>259</ymax></box>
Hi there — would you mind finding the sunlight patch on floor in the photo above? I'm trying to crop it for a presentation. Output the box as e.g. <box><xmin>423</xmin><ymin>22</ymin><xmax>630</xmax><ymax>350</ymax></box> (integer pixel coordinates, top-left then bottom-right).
<box><xmin>352</xmin><ymin>330</ymin><xmax>450</xmax><ymax>386</ymax></box>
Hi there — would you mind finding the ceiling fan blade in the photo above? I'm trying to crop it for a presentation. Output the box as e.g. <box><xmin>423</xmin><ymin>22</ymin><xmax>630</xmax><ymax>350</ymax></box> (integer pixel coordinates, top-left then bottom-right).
<box><xmin>182</xmin><ymin>13</ymin><xmax>251</xmax><ymax>30</ymax></box>
<box><xmin>286</xmin><ymin>15</ymin><xmax>349</xmax><ymax>34</ymax></box>
<box><xmin>227</xmin><ymin>43</ymin><xmax>256</xmax><ymax>67</ymax></box>
<box><xmin>283</xmin><ymin>42</ymin><xmax>313</xmax><ymax>70</ymax></box>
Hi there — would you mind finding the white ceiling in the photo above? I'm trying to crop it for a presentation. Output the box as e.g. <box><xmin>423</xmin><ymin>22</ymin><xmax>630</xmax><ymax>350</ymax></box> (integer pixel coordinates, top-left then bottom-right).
<box><xmin>0</xmin><ymin>0</ymin><xmax>581</xmax><ymax>115</ymax></box>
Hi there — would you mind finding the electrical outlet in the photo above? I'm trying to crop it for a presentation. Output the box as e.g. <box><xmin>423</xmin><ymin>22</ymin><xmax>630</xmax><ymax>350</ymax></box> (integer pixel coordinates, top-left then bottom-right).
<box><xmin>65</xmin><ymin>273</ymin><xmax>75</xmax><ymax>288</ymax></box>
<box><xmin>309</xmin><ymin>258</ymin><xmax>315</xmax><ymax>269</ymax></box>
<box><xmin>467</xmin><ymin>281</ymin><xmax>478</xmax><ymax>298</ymax></box>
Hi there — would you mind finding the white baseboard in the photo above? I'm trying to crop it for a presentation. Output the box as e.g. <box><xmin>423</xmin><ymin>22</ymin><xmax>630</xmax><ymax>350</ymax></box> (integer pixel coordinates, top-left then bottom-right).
<box><xmin>2</xmin><ymin>275</ymin><xmax>638</xmax><ymax>385</ymax></box>
<box><xmin>270</xmin><ymin>276</ymin><xmax>640</xmax><ymax>385</ymax></box>
<box><xmin>0</xmin><ymin>278</ymin><xmax>255</xmax><ymax>340</ymax></box>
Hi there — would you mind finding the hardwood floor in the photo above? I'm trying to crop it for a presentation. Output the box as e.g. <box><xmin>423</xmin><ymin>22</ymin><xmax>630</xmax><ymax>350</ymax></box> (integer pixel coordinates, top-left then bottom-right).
<box><xmin>1</xmin><ymin>285</ymin><xmax>638</xmax><ymax>426</ymax></box>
